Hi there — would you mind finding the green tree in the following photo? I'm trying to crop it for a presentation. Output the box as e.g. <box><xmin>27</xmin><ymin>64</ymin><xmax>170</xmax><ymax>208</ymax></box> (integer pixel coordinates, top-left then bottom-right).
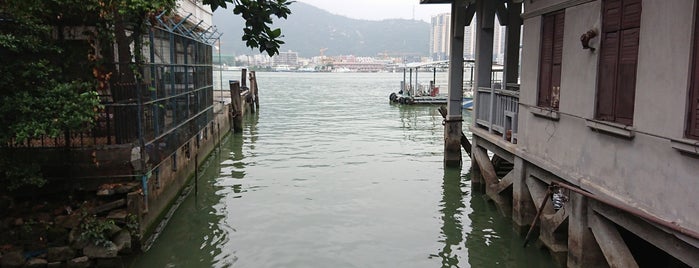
<box><xmin>0</xmin><ymin>0</ymin><xmax>291</xmax><ymax>190</ymax></box>
<box><xmin>205</xmin><ymin>0</ymin><xmax>292</xmax><ymax>56</ymax></box>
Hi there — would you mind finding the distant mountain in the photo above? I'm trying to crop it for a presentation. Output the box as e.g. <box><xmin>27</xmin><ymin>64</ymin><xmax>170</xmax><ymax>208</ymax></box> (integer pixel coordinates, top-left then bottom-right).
<box><xmin>213</xmin><ymin>2</ymin><xmax>429</xmax><ymax>57</ymax></box>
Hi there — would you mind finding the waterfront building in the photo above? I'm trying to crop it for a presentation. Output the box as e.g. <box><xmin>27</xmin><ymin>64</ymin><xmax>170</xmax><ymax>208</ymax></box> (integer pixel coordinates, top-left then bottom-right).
<box><xmin>426</xmin><ymin>0</ymin><xmax>699</xmax><ymax>266</ymax></box>
<box><xmin>430</xmin><ymin>13</ymin><xmax>451</xmax><ymax>60</ymax></box>
<box><xmin>273</xmin><ymin>50</ymin><xmax>300</xmax><ymax>67</ymax></box>
<box><xmin>430</xmin><ymin>13</ymin><xmax>505</xmax><ymax>62</ymax></box>
<box><xmin>7</xmin><ymin>0</ymin><xmax>226</xmax><ymax>250</ymax></box>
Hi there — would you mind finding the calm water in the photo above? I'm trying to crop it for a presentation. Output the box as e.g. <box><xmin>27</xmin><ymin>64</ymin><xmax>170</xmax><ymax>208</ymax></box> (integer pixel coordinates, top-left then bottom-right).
<box><xmin>130</xmin><ymin>72</ymin><xmax>554</xmax><ymax>267</ymax></box>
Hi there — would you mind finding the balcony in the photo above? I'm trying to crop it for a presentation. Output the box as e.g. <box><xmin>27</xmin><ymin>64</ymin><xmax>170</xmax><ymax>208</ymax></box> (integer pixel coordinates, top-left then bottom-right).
<box><xmin>474</xmin><ymin>84</ymin><xmax>519</xmax><ymax>144</ymax></box>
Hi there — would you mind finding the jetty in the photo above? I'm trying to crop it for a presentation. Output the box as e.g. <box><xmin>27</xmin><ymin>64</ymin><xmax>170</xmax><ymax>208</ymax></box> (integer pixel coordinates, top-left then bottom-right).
<box><xmin>425</xmin><ymin>0</ymin><xmax>699</xmax><ymax>266</ymax></box>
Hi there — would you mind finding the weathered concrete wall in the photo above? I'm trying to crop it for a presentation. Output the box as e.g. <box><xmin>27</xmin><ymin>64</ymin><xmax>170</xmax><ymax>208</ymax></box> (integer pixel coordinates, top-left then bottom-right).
<box><xmin>139</xmin><ymin>102</ymin><xmax>233</xmax><ymax>239</ymax></box>
<box><xmin>518</xmin><ymin>0</ymin><xmax>699</xmax><ymax>235</ymax></box>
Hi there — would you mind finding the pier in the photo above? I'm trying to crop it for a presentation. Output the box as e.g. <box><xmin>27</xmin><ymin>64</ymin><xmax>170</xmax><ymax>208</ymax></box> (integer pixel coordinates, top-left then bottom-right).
<box><xmin>426</xmin><ymin>0</ymin><xmax>699</xmax><ymax>266</ymax></box>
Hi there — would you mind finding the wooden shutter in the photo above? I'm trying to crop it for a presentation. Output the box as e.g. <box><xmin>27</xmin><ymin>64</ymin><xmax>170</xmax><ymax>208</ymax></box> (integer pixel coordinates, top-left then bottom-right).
<box><xmin>615</xmin><ymin>0</ymin><xmax>641</xmax><ymax>125</ymax></box>
<box><xmin>689</xmin><ymin>2</ymin><xmax>699</xmax><ymax>139</ymax></box>
<box><xmin>538</xmin><ymin>14</ymin><xmax>554</xmax><ymax>107</ymax></box>
<box><xmin>538</xmin><ymin>11</ymin><xmax>564</xmax><ymax>109</ymax></box>
<box><xmin>596</xmin><ymin>0</ymin><xmax>640</xmax><ymax>124</ymax></box>
<box><xmin>596</xmin><ymin>32</ymin><xmax>619</xmax><ymax>121</ymax></box>
<box><xmin>551</xmin><ymin>12</ymin><xmax>565</xmax><ymax>109</ymax></box>
<box><xmin>615</xmin><ymin>28</ymin><xmax>639</xmax><ymax>125</ymax></box>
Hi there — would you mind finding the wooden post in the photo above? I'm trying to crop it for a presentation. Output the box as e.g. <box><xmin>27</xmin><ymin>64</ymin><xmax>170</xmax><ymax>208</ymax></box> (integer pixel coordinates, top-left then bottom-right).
<box><xmin>251</xmin><ymin>71</ymin><xmax>259</xmax><ymax>109</ymax></box>
<box><xmin>444</xmin><ymin>0</ymin><xmax>467</xmax><ymax>167</ymax></box>
<box><xmin>229</xmin><ymin>80</ymin><xmax>243</xmax><ymax>133</ymax></box>
<box><xmin>241</xmin><ymin>68</ymin><xmax>247</xmax><ymax>88</ymax></box>
<box><xmin>247</xmin><ymin>71</ymin><xmax>256</xmax><ymax>114</ymax></box>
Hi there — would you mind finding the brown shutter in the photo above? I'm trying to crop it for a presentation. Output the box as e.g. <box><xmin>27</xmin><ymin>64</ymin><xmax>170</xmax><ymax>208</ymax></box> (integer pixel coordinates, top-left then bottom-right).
<box><xmin>597</xmin><ymin>0</ymin><xmax>640</xmax><ymax>124</ymax></box>
<box><xmin>689</xmin><ymin>2</ymin><xmax>699</xmax><ymax>139</ymax></box>
<box><xmin>596</xmin><ymin>32</ymin><xmax>619</xmax><ymax>121</ymax></box>
<box><xmin>602</xmin><ymin>0</ymin><xmax>622</xmax><ymax>33</ymax></box>
<box><xmin>615</xmin><ymin>28</ymin><xmax>639</xmax><ymax>125</ymax></box>
<box><xmin>551</xmin><ymin>12</ymin><xmax>565</xmax><ymax>109</ymax></box>
<box><xmin>538</xmin><ymin>14</ymin><xmax>554</xmax><ymax>107</ymax></box>
<box><xmin>614</xmin><ymin>0</ymin><xmax>641</xmax><ymax>125</ymax></box>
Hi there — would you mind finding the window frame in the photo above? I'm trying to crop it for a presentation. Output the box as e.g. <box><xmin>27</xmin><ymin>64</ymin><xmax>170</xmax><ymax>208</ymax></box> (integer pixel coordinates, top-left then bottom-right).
<box><xmin>537</xmin><ymin>10</ymin><xmax>565</xmax><ymax>110</ymax></box>
<box><xmin>594</xmin><ymin>0</ymin><xmax>642</xmax><ymax>126</ymax></box>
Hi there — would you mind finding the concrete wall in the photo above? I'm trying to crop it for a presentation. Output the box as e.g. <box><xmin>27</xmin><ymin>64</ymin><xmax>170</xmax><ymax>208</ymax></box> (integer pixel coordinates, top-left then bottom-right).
<box><xmin>140</xmin><ymin>102</ymin><xmax>232</xmax><ymax>238</ymax></box>
<box><xmin>518</xmin><ymin>0</ymin><xmax>699</xmax><ymax>233</ymax></box>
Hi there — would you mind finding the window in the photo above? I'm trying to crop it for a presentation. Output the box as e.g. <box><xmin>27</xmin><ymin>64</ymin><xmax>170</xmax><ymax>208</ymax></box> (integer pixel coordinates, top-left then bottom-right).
<box><xmin>596</xmin><ymin>0</ymin><xmax>642</xmax><ymax>125</ymax></box>
<box><xmin>688</xmin><ymin>3</ymin><xmax>699</xmax><ymax>140</ymax></box>
<box><xmin>538</xmin><ymin>10</ymin><xmax>565</xmax><ymax>109</ymax></box>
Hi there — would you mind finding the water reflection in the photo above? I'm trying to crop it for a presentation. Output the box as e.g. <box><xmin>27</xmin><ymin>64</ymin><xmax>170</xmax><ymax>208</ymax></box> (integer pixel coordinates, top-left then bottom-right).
<box><xmin>437</xmin><ymin>168</ymin><xmax>468</xmax><ymax>267</ymax></box>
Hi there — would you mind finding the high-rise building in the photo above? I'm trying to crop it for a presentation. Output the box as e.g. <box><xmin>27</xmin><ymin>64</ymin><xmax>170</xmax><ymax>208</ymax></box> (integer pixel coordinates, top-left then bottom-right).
<box><xmin>273</xmin><ymin>50</ymin><xmax>299</xmax><ymax>67</ymax></box>
<box><xmin>430</xmin><ymin>13</ymin><xmax>505</xmax><ymax>63</ymax></box>
<box><xmin>429</xmin><ymin>13</ymin><xmax>450</xmax><ymax>61</ymax></box>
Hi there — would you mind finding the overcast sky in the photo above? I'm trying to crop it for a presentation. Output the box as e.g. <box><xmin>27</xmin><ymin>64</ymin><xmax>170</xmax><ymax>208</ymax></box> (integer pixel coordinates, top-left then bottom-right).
<box><xmin>295</xmin><ymin>0</ymin><xmax>451</xmax><ymax>22</ymax></box>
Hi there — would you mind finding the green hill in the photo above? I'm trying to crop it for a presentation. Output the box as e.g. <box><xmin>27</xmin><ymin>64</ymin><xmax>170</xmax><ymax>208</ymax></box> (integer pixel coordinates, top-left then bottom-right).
<box><xmin>213</xmin><ymin>2</ymin><xmax>429</xmax><ymax>57</ymax></box>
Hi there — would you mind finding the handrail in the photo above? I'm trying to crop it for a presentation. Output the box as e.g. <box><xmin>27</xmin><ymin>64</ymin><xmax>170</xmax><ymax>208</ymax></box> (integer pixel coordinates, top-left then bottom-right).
<box><xmin>553</xmin><ymin>181</ymin><xmax>699</xmax><ymax>241</ymax></box>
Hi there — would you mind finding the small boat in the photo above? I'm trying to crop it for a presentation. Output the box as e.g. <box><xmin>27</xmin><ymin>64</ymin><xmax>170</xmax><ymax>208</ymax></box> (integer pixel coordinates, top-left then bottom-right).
<box><xmin>462</xmin><ymin>99</ymin><xmax>474</xmax><ymax>109</ymax></box>
<box><xmin>388</xmin><ymin>60</ymin><xmax>474</xmax><ymax>107</ymax></box>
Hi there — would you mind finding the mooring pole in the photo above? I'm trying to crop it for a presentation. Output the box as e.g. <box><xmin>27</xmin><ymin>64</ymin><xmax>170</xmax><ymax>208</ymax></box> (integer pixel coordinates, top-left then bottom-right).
<box><xmin>444</xmin><ymin>0</ymin><xmax>467</xmax><ymax>167</ymax></box>
<box><xmin>229</xmin><ymin>80</ymin><xmax>243</xmax><ymax>133</ymax></box>
<box><xmin>194</xmin><ymin>153</ymin><xmax>199</xmax><ymax>198</ymax></box>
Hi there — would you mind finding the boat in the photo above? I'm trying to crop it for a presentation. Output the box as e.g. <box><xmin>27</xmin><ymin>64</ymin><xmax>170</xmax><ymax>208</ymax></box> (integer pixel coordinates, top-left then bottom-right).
<box><xmin>388</xmin><ymin>60</ymin><xmax>504</xmax><ymax>110</ymax></box>
<box><xmin>388</xmin><ymin>60</ymin><xmax>474</xmax><ymax>107</ymax></box>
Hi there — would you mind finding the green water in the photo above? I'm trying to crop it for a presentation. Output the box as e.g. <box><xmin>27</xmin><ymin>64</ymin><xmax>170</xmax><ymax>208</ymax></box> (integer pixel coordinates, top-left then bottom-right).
<box><xmin>130</xmin><ymin>72</ymin><xmax>555</xmax><ymax>267</ymax></box>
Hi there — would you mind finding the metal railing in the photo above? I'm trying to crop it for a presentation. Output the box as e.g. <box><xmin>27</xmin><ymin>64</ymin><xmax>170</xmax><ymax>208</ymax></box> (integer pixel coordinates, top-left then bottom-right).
<box><xmin>475</xmin><ymin>85</ymin><xmax>519</xmax><ymax>143</ymax></box>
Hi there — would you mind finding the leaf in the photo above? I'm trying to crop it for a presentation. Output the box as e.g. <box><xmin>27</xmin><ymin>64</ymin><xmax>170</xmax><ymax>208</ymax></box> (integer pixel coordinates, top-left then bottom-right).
<box><xmin>270</xmin><ymin>28</ymin><xmax>281</xmax><ymax>38</ymax></box>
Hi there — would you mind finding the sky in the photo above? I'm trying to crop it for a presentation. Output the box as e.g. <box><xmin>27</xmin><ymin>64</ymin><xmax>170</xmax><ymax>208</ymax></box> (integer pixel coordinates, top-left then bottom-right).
<box><xmin>295</xmin><ymin>0</ymin><xmax>451</xmax><ymax>22</ymax></box>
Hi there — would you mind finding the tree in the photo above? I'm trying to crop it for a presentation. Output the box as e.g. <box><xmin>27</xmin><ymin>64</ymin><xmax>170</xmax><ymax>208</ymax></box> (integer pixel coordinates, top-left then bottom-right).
<box><xmin>0</xmin><ymin>0</ymin><xmax>291</xmax><ymax>190</ymax></box>
<box><xmin>205</xmin><ymin>0</ymin><xmax>292</xmax><ymax>56</ymax></box>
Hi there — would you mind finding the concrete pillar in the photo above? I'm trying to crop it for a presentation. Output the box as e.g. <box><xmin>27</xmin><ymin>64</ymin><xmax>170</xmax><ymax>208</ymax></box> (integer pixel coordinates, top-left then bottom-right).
<box><xmin>474</xmin><ymin>0</ymin><xmax>495</xmax><ymax>91</ymax></box>
<box><xmin>503</xmin><ymin>2</ymin><xmax>522</xmax><ymax>86</ymax></box>
<box><xmin>444</xmin><ymin>0</ymin><xmax>468</xmax><ymax>167</ymax></box>
<box><xmin>567</xmin><ymin>193</ymin><xmax>606</xmax><ymax>268</ymax></box>
<box><xmin>512</xmin><ymin>156</ymin><xmax>535</xmax><ymax>233</ymax></box>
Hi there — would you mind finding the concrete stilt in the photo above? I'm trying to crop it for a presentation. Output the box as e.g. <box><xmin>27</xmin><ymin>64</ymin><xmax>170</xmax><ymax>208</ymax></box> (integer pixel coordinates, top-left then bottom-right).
<box><xmin>567</xmin><ymin>192</ymin><xmax>606</xmax><ymax>268</ymax></box>
<box><xmin>512</xmin><ymin>157</ymin><xmax>535</xmax><ymax>233</ymax></box>
<box><xmin>444</xmin><ymin>0</ymin><xmax>467</xmax><ymax>168</ymax></box>
<box><xmin>503</xmin><ymin>2</ymin><xmax>522</xmax><ymax>86</ymax></box>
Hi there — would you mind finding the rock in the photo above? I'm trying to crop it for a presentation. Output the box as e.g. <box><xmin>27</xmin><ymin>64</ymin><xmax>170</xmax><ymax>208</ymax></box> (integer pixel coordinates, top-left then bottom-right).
<box><xmin>112</xmin><ymin>230</ymin><xmax>131</xmax><ymax>254</ymax></box>
<box><xmin>106</xmin><ymin>210</ymin><xmax>128</xmax><ymax>221</ymax></box>
<box><xmin>35</xmin><ymin>213</ymin><xmax>51</xmax><ymax>224</ymax></box>
<box><xmin>94</xmin><ymin>257</ymin><xmax>124</xmax><ymax>268</ymax></box>
<box><xmin>59</xmin><ymin>214</ymin><xmax>81</xmax><ymax>229</ymax></box>
<box><xmin>83</xmin><ymin>241</ymin><xmax>118</xmax><ymax>258</ymax></box>
<box><xmin>48</xmin><ymin>246</ymin><xmax>75</xmax><ymax>262</ymax></box>
<box><xmin>47</xmin><ymin>262</ymin><xmax>62</xmax><ymax>268</ymax></box>
<box><xmin>115</xmin><ymin>183</ymin><xmax>139</xmax><ymax>194</ymax></box>
<box><xmin>46</xmin><ymin>227</ymin><xmax>69</xmax><ymax>244</ymax></box>
<box><xmin>106</xmin><ymin>223</ymin><xmax>122</xmax><ymax>238</ymax></box>
<box><xmin>96</xmin><ymin>188</ymin><xmax>115</xmax><ymax>196</ymax></box>
<box><xmin>25</xmin><ymin>258</ymin><xmax>48</xmax><ymax>268</ymax></box>
<box><xmin>68</xmin><ymin>228</ymin><xmax>87</xmax><ymax>250</ymax></box>
<box><xmin>67</xmin><ymin>256</ymin><xmax>90</xmax><ymax>268</ymax></box>
<box><xmin>90</xmin><ymin>199</ymin><xmax>125</xmax><ymax>215</ymax></box>
<box><xmin>1</xmin><ymin>251</ymin><xmax>25</xmax><ymax>268</ymax></box>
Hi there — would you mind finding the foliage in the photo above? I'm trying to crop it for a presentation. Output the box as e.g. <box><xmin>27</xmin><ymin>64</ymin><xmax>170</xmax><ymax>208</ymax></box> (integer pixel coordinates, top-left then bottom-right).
<box><xmin>125</xmin><ymin>213</ymin><xmax>140</xmax><ymax>236</ymax></box>
<box><xmin>204</xmin><ymin>0</ymin><xmax>293</xmax><ymax>56</ymax></box>
<box><xmin>79</xmin><ymin>214</ymin><xmax>116</xmax><ymax>247</ymax></box>
<box><xmin>0</xmin><ymin>0</ymin><xmax>290</xmax><ymax>190</ymax></box>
